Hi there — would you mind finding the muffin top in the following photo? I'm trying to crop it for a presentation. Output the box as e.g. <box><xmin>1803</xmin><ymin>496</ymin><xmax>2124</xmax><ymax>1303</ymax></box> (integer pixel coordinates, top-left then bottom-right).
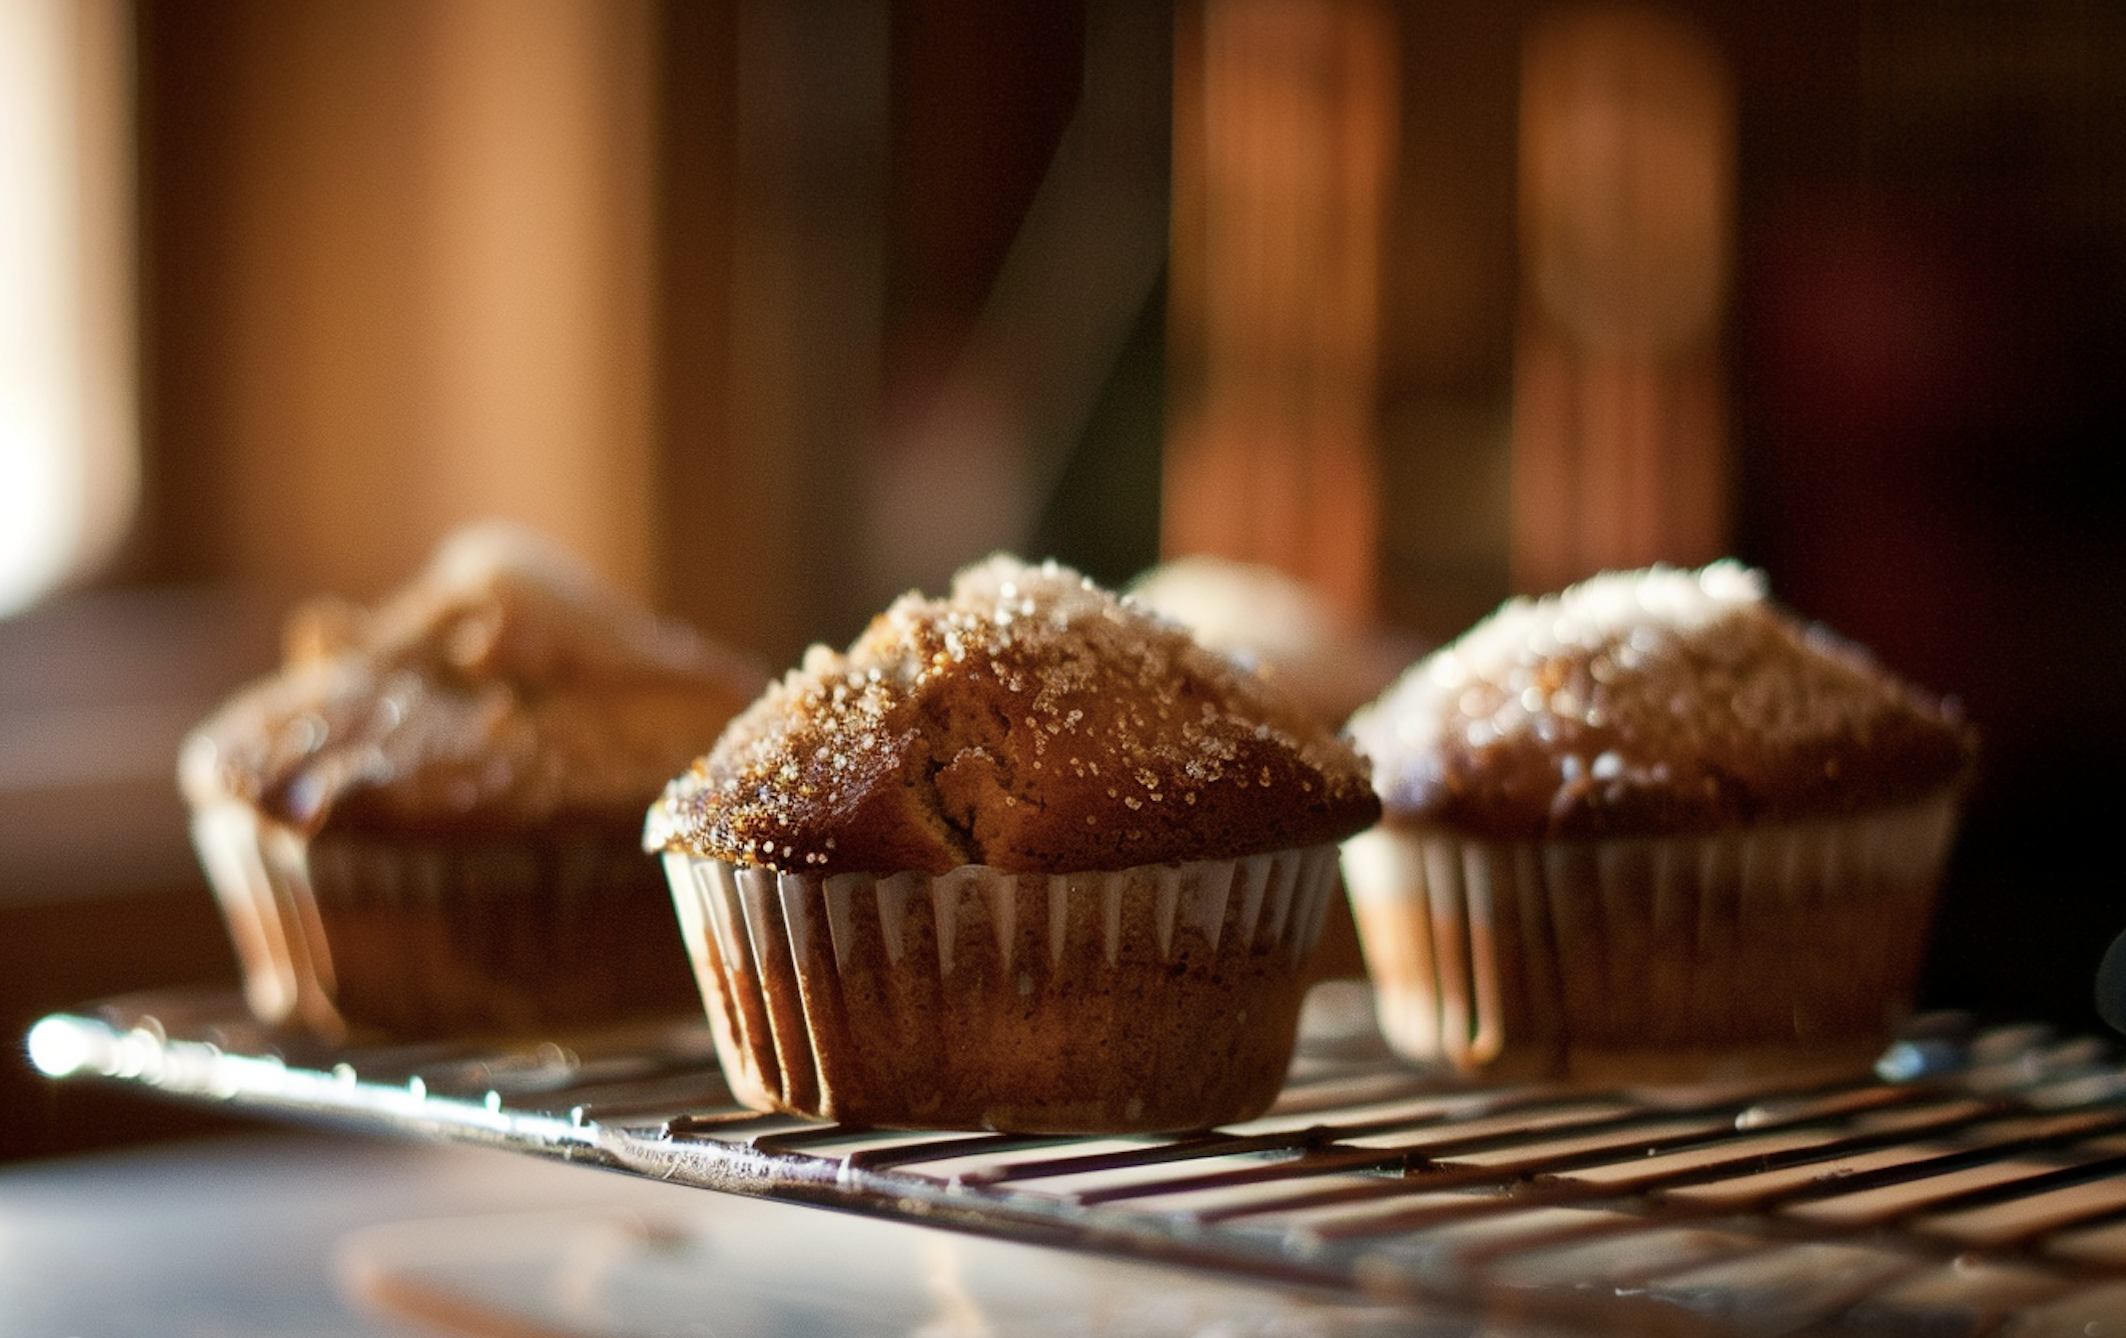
<box><xmin>1126</xmin><ymin>555</ymin><xmax>1421</xmax><ymax>730</ymax></box>
<box><xmin>647</xmin><ymin>555</ymin><xmax>1381</xmax><ymax>875</ymax></box>
<box><xmin>1346</xmin><ymin>562</ymin><xmax>1977</xmax><ymax>842</ymax></box>
<box><xmin>180</xmin><ymin>523</ymin><xmax>768</xmax><ymax>837</ymax></box>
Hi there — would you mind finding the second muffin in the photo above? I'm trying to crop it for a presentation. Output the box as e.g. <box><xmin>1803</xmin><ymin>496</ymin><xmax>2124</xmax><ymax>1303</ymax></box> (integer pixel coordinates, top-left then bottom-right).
<box><xmin>1342</xmin><ymin>562</ymin><xmax>1977</xmax><ymax>1080</ymax></box>
<box><xmin>647</xmin><ymin>555</ymin><xmax>1381</xmax><ymax>1133</ymax></box>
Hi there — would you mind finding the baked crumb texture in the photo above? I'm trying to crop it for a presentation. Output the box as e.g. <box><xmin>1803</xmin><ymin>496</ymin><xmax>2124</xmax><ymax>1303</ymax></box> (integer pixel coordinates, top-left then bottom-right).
<box><xmin>650</xmin><ymin>554</ymin><xmax>1380</xmax><ymax>875</ymax></box>
<box><xmin>1346</xmin><ymin>561</ymin><xmax>1976</xmax><ymax>842</ymax></box>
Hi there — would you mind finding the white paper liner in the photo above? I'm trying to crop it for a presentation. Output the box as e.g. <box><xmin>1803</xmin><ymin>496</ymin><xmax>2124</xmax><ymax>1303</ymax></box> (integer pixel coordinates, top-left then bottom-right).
<box><xmin>1340</xmin><ymin>795</ymin><xmax>1961</xmax><ymax>1078</ymax></box>
<box><xmin>662</xmin><ymin>845</ymin><xmax>1343</xmax><ymax>1131</ymax></box>
<box><xmin>191</xmin><ymin>801</ymin><xmax>344</xmax><ymax>1037</ymax></box>
<box><xmin>189</xmin><ymin>799</ymin><xmax>696</xmax><ymax>1041</ymax></box>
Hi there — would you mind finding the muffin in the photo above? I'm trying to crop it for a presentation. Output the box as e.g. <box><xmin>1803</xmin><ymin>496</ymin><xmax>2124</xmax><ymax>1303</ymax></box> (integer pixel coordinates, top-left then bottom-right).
<box><xmin>1127</xmin><ymin>555</ymin><xmax>1422</xmax><ymax>981</ymax></box>
<box><xmin>646</xmin><ymin>555</ymin><xmax>1381</xmax><ymax>1133</ymax></box>
<box><xmin>1341</xmin><ymin>561</ymin><xmax>1976</xmax><ymax>1079</ymax></box>
<box><xmin>1126</xmin><ymin>555</ymin><xmax>1420</xmax><ymax>730</ymax></box>
<box><xmin>181</xmin><ymin>523</ymin><xmax>767</xmax><ymax>1042</ymax></box>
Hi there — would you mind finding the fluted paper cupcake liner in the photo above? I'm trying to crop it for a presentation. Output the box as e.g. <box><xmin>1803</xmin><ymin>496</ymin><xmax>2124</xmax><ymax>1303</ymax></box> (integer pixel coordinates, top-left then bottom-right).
<box><xmin>662</xmin><ymin>845</ymin><xmax>1343</xmax><ymax>1132</ymax></box>
<box><xmin>190</xmin><ymin>800</ymin><xmax>698</xmax><ymax>1042</ymax></box>
<box><xmin>1340</xmin><ymin>794</ymin><xmax>1961</xmax><ymax>1080</ymax></box>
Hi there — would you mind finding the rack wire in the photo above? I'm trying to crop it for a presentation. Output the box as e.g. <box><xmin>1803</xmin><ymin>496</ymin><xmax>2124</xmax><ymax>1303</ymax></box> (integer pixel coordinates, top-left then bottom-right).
<box><xmin>31</xmin><ymin>985</ymin><xmax>2126</xmax><ymax>1337</ymax></box>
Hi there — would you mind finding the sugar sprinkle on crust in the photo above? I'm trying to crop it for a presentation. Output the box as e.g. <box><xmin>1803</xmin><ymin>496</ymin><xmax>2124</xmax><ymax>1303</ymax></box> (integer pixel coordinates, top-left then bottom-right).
<box><xmin>182</xmin><ymin>523</ymin><xmax>767</xmax><ymax>836</ymax></box>
<box><xmin>648</xmin><ymin>555</ymin><xmax>1381</xmax><ymax>874</ymax></box>
<box><xmin>1347</xmin><ymin>561</ymin><xmax>1977</xmax><ymax>841</ymax></box>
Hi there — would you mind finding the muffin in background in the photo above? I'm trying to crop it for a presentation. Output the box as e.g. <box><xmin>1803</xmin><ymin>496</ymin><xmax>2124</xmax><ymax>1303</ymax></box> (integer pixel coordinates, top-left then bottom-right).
<box><xmin>181</xmin><ymin>523</ymin><xmax>767</xmax><ymax>1042</ymax></box>
<box><xmin>647</xmin><ymin>555</ymin><xmax>1381</xmax><ymax>1133</ymax></box>
<box><xmin>1341</xmin><ymin>561</ymin><xmax>1977</xmax><ymax>1080</ymax></box>
<box><xmin>1126</xmin><ymin>555</ymin><xmax>1420</xmax><ymax>731</ymax></box>
<box><xmin>1127</xmin><ymin>556</ymin><xmax>1421</xmax><ymax>983</ymax></box>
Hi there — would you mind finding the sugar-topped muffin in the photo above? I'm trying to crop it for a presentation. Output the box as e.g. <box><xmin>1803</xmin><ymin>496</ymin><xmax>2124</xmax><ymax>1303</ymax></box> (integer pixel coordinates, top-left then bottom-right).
<box><xmin>649</xmin><ymin>554</ymin><xmax>1380</xmax><ymax>1132</ymax></box>
<box><xmin>1341</xmin><ymin>562</ymin><xmax>1975</xmax><ymax>1078</ymax></box>
<box><xmin>182</xmin><ymin>522</ymin><xmax>767</xmax><ymax>1040</ymax></box>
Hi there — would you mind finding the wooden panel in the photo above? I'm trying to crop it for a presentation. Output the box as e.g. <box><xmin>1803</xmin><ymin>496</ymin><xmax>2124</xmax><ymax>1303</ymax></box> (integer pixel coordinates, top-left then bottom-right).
<box><xmin>1164</xmin><ymin>0</ymin><xmax>1398</xmax><ymax>622</ymax></box>
<box><xmin>721</xmin><ymin>0</ymin><xmax>889</xmax><ymax>656</ymax></box>
<box><xmin>139</xmin><ymin>0</ymin><xmax>659</xmax><ymax>606</ymax></box>
<box><xmin>415</xmin><ymin>0</ymin><xmax>658</xmax><ymax>601</ymax></box>
<box><xmin>1510</xmin><ymin>5</ymin><xmax>1734</xmax><ymax>593</ymax></box>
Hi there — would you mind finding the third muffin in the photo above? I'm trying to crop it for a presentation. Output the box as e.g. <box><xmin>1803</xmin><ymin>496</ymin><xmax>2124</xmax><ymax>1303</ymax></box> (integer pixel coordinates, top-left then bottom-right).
<box><xmin>182</xmin><ymin>523</ymin><xmax>766</xmax><ymax>1041</ymax></box>
<box><xmin>1341</xmin><ymin>561</ymin><xmax>1977</xmax><ymax>1080</ymax></box>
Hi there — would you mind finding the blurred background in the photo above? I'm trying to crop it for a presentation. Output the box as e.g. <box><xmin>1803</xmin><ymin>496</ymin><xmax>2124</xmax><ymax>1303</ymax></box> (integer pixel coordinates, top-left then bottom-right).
<box><xmin>3</xmin><ymin>0</ymin><xmax>2122</xmax><ymax>1161</ymax></box>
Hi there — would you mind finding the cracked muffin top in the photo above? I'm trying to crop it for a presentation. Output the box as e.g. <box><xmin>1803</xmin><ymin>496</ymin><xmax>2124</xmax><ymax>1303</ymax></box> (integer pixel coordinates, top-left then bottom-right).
<box><xmin>645</xmin><ymin>555</ymin><xmax>1381</xmax><ymax>875</ymax></box>
<box><xmin>182</xmin><ymin>523</ymin><xmax>769</xmax><ymax>838</ymax></box>
<box><xmin>1346</xmin><ymin>562</ymin><xmax>1978</xmax><ymax>843</ymax></box>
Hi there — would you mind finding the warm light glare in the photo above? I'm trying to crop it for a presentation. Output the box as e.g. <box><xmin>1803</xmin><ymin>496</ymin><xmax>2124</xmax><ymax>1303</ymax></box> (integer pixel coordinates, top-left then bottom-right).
<box><xmin>25</xmin><ymin>1014</ymin><xmax>94</xmax><ymax>1078</ymax></box>
<box><xmin>1521</xmin><ymin>4</ymin><xmax>1734</xmax><ymax>355</ymax></box>
<box><xmin>0</xmin><ymin>0</ymin><xmax>136</xmax><ymax>618</ymax></box>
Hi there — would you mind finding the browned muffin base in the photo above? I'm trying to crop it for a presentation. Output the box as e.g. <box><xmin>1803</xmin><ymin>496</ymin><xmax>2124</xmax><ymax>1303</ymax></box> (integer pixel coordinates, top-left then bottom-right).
<box><xmin>195</xmin><ymin>801</ymin><xmax>699</xmax><ymax>1041</ymax></box>
<box><xmin>1343</xmin><ymin>796</ymin><xmax>1957</xmax><ymax>1081</ymax></box>
<box><xmin>668</xmin><ymin>851</ymin><xmax>1337</xmax><ymax>1132</ymax></box>
<box><xmin>299</xmin><ymin>832</ymin><xmax>700</xmax><ymax>1039</ymax></box>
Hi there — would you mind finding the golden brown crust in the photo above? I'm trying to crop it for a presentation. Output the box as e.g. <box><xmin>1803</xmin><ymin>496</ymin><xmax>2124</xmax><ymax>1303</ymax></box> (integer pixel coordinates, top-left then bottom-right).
<box><xmin>181</xmin><ymin>524</ymin><xmax>767</xmax><ymax>838</ymax></box>
<box><xmin>648</xmin><ymin>555</ymin><xmax>1381</xmax><ymax>874</ymax></box>
<box><xmin>1347</xmin><ymin>562</ymin><xmax>1977</xmax><ymax>842</ymax></box>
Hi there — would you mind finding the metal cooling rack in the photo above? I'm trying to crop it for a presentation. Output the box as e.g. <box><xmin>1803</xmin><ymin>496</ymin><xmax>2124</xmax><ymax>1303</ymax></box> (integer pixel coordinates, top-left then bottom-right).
<box><xmin>32</xmin><ymin>986</ymin><xmax>2126</xmax><ymax>1337</ymax></box>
